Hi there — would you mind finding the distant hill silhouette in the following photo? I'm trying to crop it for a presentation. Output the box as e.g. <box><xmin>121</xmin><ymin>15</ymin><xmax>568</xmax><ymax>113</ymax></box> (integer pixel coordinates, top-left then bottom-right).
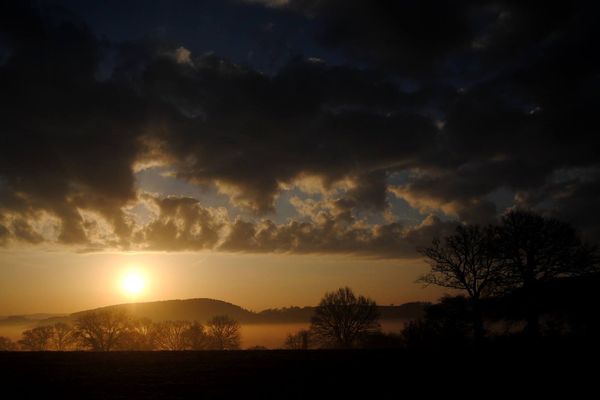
<box><xmin>257</xmin><ymin>302</ymin><xmax>428</xmax><ymax>323</ymax></box>
<box><xmin>0</xmin><ymin>313</ymin><xmax>67</xmax><ymax>326</ymax></box>
<box><xmin>71</xmin><ymin>299</ymin><xmax>257</xmax><ymax>324</ymax></box>
<box><xmin>7</xmin><ymin>299</ymin><xmax>428</xmax><ymax>326</ymax></box>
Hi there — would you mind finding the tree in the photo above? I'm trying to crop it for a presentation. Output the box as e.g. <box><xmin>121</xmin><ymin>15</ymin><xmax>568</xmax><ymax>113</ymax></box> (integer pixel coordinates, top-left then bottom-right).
<box><xmin>284</xmin><ymin>329</ymin><xmax>311</xmax><ymax>350</ymax></box>
<box><xmin>50</xmin><ymin>323</ymin><xmax>77</xmax><ymax>351</ymax></box>
<box><xmin>74</xmin><ymin>309</ymin><xmax>131</xmax><ymax>351</ymax></box>
<box><xmin>205</xmin><ymin>315</ymin><xmax>241</xmax><ymax>350</ymax></box>
<box><xmin>152</xmin><ymin>320</ymin><xmax>195</xmax><ymax>350</ymax></box>
<box><xmin>310</xmin><ymin>287</ymin><xmax>380</xmax><ymax>348</ymax></box>
<box><xmin>418</xmin><ymin>224</ymin><xmax>506</xmax><ymax>341</ymax></box>
<box><xmin>497</xmin><ymin>210</ymin><xmax>599</xmax><ymax>336</ymax></box>
<box><xmin>183</xmin><ymin>321</ymin><xmax>208</xmax><ymax>350</ymax></box>
<box><xmin>116</xmin><ymin>318</ymin><xmax>156</xmax><ymax>351</ymax></box>
<box><xmin>19</xmin><ymin>326</ymin><xmax>54</xmax><ymax>351</ymax></box>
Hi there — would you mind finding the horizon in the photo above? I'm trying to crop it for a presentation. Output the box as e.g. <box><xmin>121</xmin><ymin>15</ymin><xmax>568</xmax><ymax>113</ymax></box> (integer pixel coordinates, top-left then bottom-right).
<box><xmin>0</xmin><ymin>248</ymin><xmax>443</xmax><ymax>315</ymax></box>
<box><xmin>1</xmin><ymin>1</ymin><xmax>599</xmax><ymax>319</ymax></box>
<box><xmin>0</xmin><ymin>293</ymin><xmax>431</xmax><ymax>318</ymax></box>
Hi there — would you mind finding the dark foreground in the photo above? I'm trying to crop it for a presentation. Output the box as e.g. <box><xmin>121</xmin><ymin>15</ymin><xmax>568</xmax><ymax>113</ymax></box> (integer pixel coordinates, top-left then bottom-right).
<box><xmin>0</xmin><ymin>344</ymin><xmax>596</xmax><ymax>399</ymax></box>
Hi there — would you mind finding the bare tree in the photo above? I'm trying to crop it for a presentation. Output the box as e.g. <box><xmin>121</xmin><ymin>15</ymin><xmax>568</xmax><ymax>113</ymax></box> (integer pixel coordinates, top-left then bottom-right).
<box><xmin>74</xmin><ymin>309</ymin><xmax>131</xmax><ymax>351</ymax></box>
<box><xmin>50</xmin><ymin>323</ymin><xmax>77</xmax><ymax>351</ymax></box>
<box><xmin>284</xmin><ymin>329</ymin><xmax>311</xmax><ymax>350</ymax></box>
<box><xmin>418</xmin><ymin>224</ymin><xmax>506</xmax><ymax>341</ymax></box>
<box><xmin>205</xmin><ymin>315</ymin><xmax>241</xmax><ymax>350</ymax></box>
<box><xmin>19</xmin><ymin>326</ymin><xmax>54</xmax><ymax>351</ymax></box>
<box><xmin>497</xmin><ymin>210</ymin><xmax>599</xmax><ymax>336</ymax></box>
<box><xmin>310</xmin><ymin>287</ymin><xmax>380</xmax><ymax>348</ymax></box>
<box><xmin>184</xmin><ymin>321</ymin><xmax>208</xmax><ymax>350</ymax></box>
<box><xmin>152</xmin><ymin>320</ymin><xmax>194</xmax><ymax>350</ymax></box>
<box><xmin>117</xmin><ymin>318</ymin><xmax>156</xmax><ymax>351</ymax></box>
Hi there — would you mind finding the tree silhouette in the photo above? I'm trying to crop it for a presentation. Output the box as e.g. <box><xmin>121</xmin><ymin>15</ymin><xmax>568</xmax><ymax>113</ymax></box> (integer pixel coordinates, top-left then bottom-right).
<box><xmin>74</xmin><ymin>309</ymin><xmax>131</xmax><ymax>351</ymax></box>
<box><xmin>50</xmin><ymin>323</ymin><xmax>77</xmax><ymax>351</ymax></box>
<box><xmin>19</xmin><ymin>326</ymin><xmax>54</xmax><ymax>351</ymax></box>
<box><xmin>206</xmin><ymin>315</ymin><xmax>241</xmax><ymax>350</ymax></box>
<box><xmin>152</xmin><ymin>320</ymin><xmax>195</xmax><ymax>350</ymax></box>
<box><xmin>497</xmin><ymin>210</ymin><xmax>599</xmax><ymax>336</ymax></box>
<box><xmin>419</xmin><ymin>224</ymin><xmax>506</xmax><ymax>341</ymax></box>
<box><xmin>116</xmin><ymin>318</ymin><xmax>156</xmax><ymax>351</ymax></box>
<box><xmin>184</xmin><ymin>321</ymin><xmax>208</xmax><ymax>350</ymax></box>
<box><xmin>310</xmin><ymin>287</ymin><xmax>380</xmax><ymax>348</ymax></box>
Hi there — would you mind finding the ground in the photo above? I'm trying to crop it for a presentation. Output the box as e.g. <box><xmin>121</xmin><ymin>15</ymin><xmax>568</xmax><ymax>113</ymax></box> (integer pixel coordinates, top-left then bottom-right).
<box><xmin>0</xmin><ymin>347</ymin><xmax>595</xmax><ymax>399</ymax></box>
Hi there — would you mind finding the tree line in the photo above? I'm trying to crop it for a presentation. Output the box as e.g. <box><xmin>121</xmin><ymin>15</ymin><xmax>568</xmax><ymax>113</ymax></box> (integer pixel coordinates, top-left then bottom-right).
<box><xmin>0</xmin><ymin>312</ymin><xmax>240</xmax><ymax>351</ymax></box>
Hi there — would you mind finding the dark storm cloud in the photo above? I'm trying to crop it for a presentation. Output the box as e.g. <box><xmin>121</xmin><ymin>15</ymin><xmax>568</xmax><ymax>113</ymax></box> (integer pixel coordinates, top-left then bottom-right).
<box><xmin>278</xmin><ymin>0</ymin><xmax>600</xmax><ymax>229</ymax></box>
<box><xmin>281</xmin><ymin>1</ymin><xmax>594</xmax><ymax>79</ymax></box>
<box><xmin>0</xmin><ymin>2</ymin><xmax>148</xmax><ymax>245</ymax></box>
<box><xmin>135</xmin><ymin>53</ymin><xmax>438</xmax><ymax>212</ymax></box>
<box><xmin>1</xmin><ymin>0</ymin><xmax>599</xmax><ymax>254</ymax></box>
<box><xmin>514</xmin><ymin>170</ymin><xmax>600</xmax><ymax>241</ymax></box>
<box><xmin>283</xmin><ymin>0</ymin><xmax>475</xmax><ymax>76</ymax></box>
<box><xmin>552</xmin><ymin>176</ymin><xmax>600</xmax><ymax>241</ymax></box>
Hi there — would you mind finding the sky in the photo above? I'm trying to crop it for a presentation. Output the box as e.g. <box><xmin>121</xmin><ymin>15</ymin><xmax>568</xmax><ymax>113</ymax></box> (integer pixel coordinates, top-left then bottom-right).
<box><xmin>1</xmin><ymin>0</ymin><xmax>599</xmax><ymax>314</ymax></box>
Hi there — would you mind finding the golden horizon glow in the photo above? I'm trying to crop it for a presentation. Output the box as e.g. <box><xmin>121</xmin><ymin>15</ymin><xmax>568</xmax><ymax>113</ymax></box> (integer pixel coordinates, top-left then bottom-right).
<box><xmin>120</xmin><ymin>269</ymin><xmax>147</xmax><ymax>297</ymax></box>
<box><xmin>0</xmin><ymin>251</ymin><xmax>442</xmax><ymax>315</ymax></box>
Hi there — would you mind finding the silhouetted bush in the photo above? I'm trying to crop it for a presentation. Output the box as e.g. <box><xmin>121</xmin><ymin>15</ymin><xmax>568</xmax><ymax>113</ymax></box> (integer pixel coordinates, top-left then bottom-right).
<box><xmin>361</xmin><ymin>331</ymin><xmax>403</xmax><ymax>349</ymax></box>
<box><xmin>401</xmin><ymin>296</ymin><xmax>472</xmax><ymax>350</ymax></box>
<box><xmin>284</xmin><ymin>329</ymin><xmax>312</xmax><ymax>349</ymax></box>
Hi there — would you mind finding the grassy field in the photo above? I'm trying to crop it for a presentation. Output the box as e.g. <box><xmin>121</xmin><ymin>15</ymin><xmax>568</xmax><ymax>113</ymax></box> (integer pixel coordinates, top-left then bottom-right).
<box><xmin>0</xmin><ymin>346</ymin><xmax>595</xmax><ymax>399</ymax></box>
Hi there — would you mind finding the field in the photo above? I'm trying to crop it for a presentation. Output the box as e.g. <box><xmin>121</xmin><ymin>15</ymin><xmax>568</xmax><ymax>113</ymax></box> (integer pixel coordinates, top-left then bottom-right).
<box><xmin>0</xmin><ymin>346</ymin><xmax>594</xmax><ymax>399</ymax></box>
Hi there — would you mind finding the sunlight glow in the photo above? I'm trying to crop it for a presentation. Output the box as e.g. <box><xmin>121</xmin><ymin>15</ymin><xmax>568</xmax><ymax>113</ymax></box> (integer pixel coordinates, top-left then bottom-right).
<box><xmin>120</xmin><ymin>270</ymin><xmax>147</xmax><ymax>297</ymax></box>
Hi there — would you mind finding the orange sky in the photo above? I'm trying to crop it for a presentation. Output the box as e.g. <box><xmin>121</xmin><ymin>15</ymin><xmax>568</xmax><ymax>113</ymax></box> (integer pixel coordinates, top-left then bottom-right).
<box><xmin>0</xmin><ymin>249</ymin><xmax>445</xmax><ymax>315</ymax></box>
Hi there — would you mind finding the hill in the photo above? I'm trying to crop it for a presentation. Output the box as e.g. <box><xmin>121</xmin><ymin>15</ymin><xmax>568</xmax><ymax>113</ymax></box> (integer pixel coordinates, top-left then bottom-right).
<box><xmin>0</xmin><ymin>314</ymin><xmax>67</xmax><ymax>326</ymax></box>
<box><xmin>30</xmin><ymin>299</ymin><xmax>429</xmax><ymax>326</ymax></box>
<box><xmin>70</xmin><ymin>298</ymin><xmax>258</xmax><ymax>324</ymax></box>
<box><xmin>257</xmin><ymin>302</ymin><xmax>428</xmax><ymax>323</ymax></box>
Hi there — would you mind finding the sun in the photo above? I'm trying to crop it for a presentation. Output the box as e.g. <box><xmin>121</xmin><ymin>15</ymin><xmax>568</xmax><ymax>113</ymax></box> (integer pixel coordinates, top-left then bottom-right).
<box><xmin>120</xmin><ymin>270</ymin><xmax>147</xmax><ymax>297</ymax></box>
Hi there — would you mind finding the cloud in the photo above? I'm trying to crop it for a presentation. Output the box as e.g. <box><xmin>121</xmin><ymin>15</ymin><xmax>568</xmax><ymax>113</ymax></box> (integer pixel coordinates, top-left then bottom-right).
<box><xmin>514</xmin><ymin>168</ymin><xmax>600</xmax><ymax>241</ymax></box>
<box><xmin>0</xmin><ymin>2</ymin><xmax>147</xmax><ymax>246</ymax></box>
<box><xmin>136</xmin><ymin>53</ymin><xmax>438</xmax><ymax>213</ymax></box>
<box><xmin>214</xmin><ymin>200</ymin><xmax>454</xmax><ymax>258</ymax></box>
<box><xmin>173</xmin><ymin>46</ymin><xmax>193</xmax><ymax>66</ymax></box>
<box><xmin>113</xmin><ymin>194</ymin><xmax>453</xmax><ymax>258</ymax></box>
<box><xmin>134</xmin><ymin>195</ymin><xmax>228</xmax><ymax>251</ymax></box>
<box><xmin>1</xmin><ymin>0</ymin><xmax>599</xmax><ymax>256</ymax></box>
<box><xmin>0</xmin><ymin>223</ymin><xmax>9</xmax><ymax>246</ymax></box>
<box><xmin>241</xmin><ymin>0</ymin><xmax>290</xmax><ymax>7</ymax></box>
<box><xmin>284</xmin><ymin>0</ymin><xmax>474</xmax><ymax>76</ymax></box>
